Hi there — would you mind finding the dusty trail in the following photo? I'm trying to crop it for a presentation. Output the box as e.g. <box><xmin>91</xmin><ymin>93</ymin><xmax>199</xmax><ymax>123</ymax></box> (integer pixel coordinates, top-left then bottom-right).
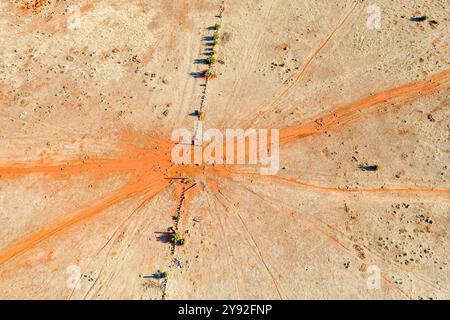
<box><xmin>251</xmin><ymin>173</ymin><xmax>450</xmax><ymax>197</ymax></box>
<box><xmin>0</xmin><ymin>147</ymin><xmax>167</xmax><ymax>180</ymax></box>
<box><xmin>206</xmin><ymin>167</ymin><xmax>450</xmax><ymax>199</ymax></box>
<box><xmin>212</xmin><ymin>188</ymin><xmax>284</xmax><ymax>299</ymax></box>
<box><xmin>244</xmin><ymin>0</ymin><xmax>360</xmax><ymax>128</ymax></box>
<box><xmin>173</xmin><ymin>67</ymin><xmax>450</xmax><ymax>199</ymax></box>
<box><xmin>279</xmin><ymin>69</ymin><xmax>450</xmax><ymax>145</ymax></box>
<box><xmin>80</xmin><ymin>0</ymin><xmax>103</xmax><ymax>14</ymax></box>
<box><xmin>224</xmin><ymin>181</ymin><xmax>413</xmax><ymax>299</ymax></box>
<box><xmin>0</xmin><ymin>134</ymin><xmax>174</xmax><ymax>266</ymax></box>
<box><xmin>1</xmin><ymin>68</ymin><xmax>448</xmax><ymax>268</ymax></box>
<box><xmin>1</xmin><ymin>0</ymin><xmax>448</xmax><ymax>300</ymax></box>
<box><xmin>0</xmin><ymin>176</ymin><xmax>169</xmax><ymax>266</ymax></box>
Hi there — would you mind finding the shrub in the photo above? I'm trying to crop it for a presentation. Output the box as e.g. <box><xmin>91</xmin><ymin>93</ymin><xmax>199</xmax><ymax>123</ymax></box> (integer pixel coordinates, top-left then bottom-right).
<box><xmin>215</xmin><ymin>24</ymin><xmax>221</xmax><ymax>30</ymax></box>
<box><xmin>207</xmin><ymin>55</ymin><xmax>216</xmax><ymax>64</ymax></box>
<box><xmin>213</xmin><ymin>32</ymin><xmax>220</xmax><ymax>40</ymax></box>
<box><xmin>204</xmin><ymin>68</ymin><xmax>213</xmax><ymax>78</ymax></box>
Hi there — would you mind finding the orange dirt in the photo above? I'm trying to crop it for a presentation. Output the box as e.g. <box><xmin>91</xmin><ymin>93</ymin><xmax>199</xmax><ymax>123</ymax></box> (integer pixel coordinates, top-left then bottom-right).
<box><xmin>0</xmin><ymin>133</ymin><xmax>174</xmax><ymax>265</ymax></box>
<box><xmin>279</xmin><ymin>69</ymin><xmax>450</xmax><ymax>145</ymax></box>
<box><xmin>2</xmin><ymin>67</ymin><xmax>448</xmax><ymax>268</ymax></box>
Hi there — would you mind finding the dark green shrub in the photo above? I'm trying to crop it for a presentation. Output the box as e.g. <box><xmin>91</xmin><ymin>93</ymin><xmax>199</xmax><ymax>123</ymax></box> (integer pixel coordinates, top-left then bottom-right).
<box><xmin>207</xmin><ymin>55</ymin><xmax>217</xmax><ymax>64</ymax></box>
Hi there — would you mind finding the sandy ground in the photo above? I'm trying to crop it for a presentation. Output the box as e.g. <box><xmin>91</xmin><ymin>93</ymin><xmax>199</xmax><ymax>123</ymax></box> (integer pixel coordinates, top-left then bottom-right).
<box><xmin>0</xmin><ymin>0</ymin><xmax>449</xmax><ymax>299</ymax></box>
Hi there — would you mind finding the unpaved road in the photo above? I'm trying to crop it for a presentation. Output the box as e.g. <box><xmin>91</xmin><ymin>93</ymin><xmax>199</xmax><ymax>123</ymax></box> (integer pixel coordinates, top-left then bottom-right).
<box><xmin>0</xmin><ymin>0</ymin><xmax>449</xmax><ymax>299</ymax></box>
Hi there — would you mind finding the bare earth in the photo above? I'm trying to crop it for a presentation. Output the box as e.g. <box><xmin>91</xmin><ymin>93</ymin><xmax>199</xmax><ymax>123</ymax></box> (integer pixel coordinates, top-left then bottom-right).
<box><xmin>0</xmin><ymin>0</ymin><xmax>449</xmax><ymax>299</ymax></box>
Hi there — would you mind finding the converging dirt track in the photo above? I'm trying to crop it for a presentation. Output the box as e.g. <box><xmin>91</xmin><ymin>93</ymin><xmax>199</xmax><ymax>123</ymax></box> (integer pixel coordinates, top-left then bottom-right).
<box><xmin>0</xmin><ymin>0</ymin><xmax>449</xmax><ymax>299</ymax></box>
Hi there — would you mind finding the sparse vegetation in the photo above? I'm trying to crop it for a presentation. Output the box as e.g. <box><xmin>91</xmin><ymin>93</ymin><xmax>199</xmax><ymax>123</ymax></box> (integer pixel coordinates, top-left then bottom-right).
<box><xmin>203</xmin><ymin>23</ymin><xmax>222</xmax><ymax>79</ymax></box>
<box><xmin>204</xmin><ymin>68</ymin><xmax>213</xmax><ymax>79</ymax></box>
<box><xmin>207</xmin><ymin>55</ymin><xmax>217</xmax><ymax>65</ymax></box>
<box><xmin>170</xmin><ymin>231</ymin><xmax>185</xmax><ymax>246</ymax></box>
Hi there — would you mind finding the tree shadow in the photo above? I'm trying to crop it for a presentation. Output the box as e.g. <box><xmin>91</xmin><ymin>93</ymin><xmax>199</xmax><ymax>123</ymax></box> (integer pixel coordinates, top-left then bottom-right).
<box><xmin>155</xmin><ymin>232</ymin><xmax>171</xmax><ymax>243</ymax></box>
<box><xmin>189</xmin><ymin>26</ymin><xmax>217</xmax><ymax>79</ymax></box>
<box><xmin>189</xmin><ymin>110</ymin><xmax>201</xmax><ymax>117</ymax></box>
<box><xmin>189</xmin><ymin>71</ymin><xmax>204</xmax><ymax>78</ymax></box>
<box><xmin>202</xmin><ymin>49</ymin><xmax>214</xmax><ymax>56</ymax></box>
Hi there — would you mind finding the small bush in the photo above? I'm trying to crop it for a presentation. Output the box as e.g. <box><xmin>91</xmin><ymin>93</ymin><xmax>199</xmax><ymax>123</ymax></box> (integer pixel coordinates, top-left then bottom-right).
<box><xmin>204</xmin><ymin>68</ymin><xmax>213</xmax><ymax>78</ymax></box>
<box><xmin>213</xmin><ymin>32</ymin><xmax>220</xmax><ymax>40</ymax></box>
<box><xmin>170</xmin><ymin>232</ymin><xmax>185</xmax><ymax>246</ymax></box>
<box><xmin>215</xmin><ymin>24</ymin><xmax>221</xmax><ymax>30</ymax></box>
<box><xmin>207</xmin><ymin>55</ymin><xmax>216</xmax><ymax>64</ymax></box>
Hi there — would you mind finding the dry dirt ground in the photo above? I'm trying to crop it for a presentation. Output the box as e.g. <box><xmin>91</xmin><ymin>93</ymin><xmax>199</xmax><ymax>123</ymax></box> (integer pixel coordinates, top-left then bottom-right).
<box><xmin>0</xmin><ymin>0</ymin><xmax>449</xmax><ymax>299</ymax></box>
